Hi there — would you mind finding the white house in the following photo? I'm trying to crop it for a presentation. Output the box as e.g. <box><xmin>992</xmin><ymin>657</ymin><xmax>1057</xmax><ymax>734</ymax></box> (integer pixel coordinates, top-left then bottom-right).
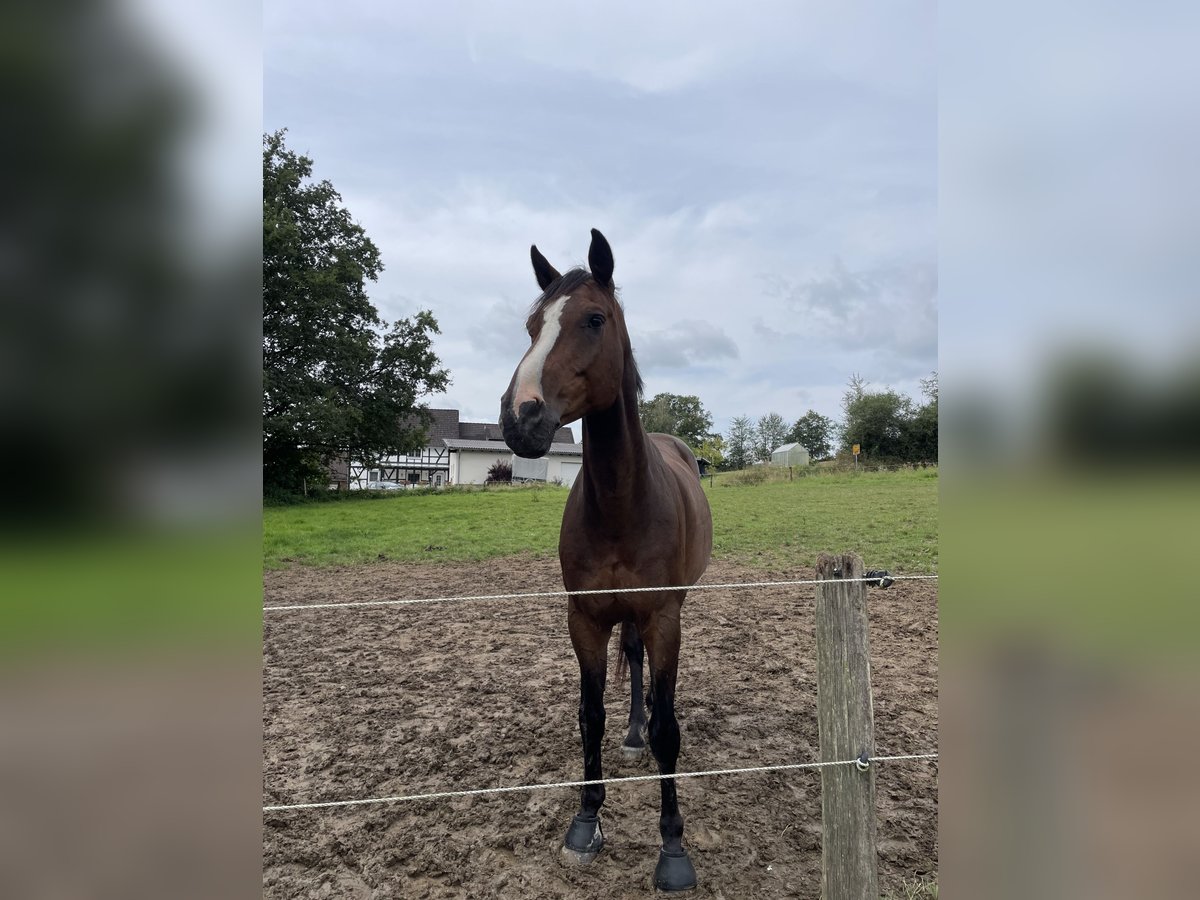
<box><xmin>341</xmin><ymin>408</ymin><xmax>574</xmax><ymax>489</ymax></box>
<box><xmin>446</xmin><ymin>438</ymin><xmax>584</xmax><ymax>487</ymax></box>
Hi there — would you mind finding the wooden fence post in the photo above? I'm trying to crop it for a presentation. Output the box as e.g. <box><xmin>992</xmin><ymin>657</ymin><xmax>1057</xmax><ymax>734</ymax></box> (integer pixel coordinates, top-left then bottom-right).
<box><xmin>815</xmin><ymin>552</ymin><xmax>879</xmax><ymax>900</ymax></box>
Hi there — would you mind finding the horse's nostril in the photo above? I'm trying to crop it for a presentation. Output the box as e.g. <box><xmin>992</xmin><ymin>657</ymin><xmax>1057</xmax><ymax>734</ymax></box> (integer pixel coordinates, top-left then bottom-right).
<box><xmin>518</xmin><ymin>399</ymin><xmax>543</xmax><ymax>419</ymax></box>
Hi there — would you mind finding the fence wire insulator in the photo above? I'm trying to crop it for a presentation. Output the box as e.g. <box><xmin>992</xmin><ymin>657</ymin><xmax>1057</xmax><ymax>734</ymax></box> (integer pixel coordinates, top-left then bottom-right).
<box><xmin>855</xmin><ymin>750</ymin><xmax>871</xmax><ymax>772</ymax></box>
<box><xmin>864</xmin><ymin>569</ymin><xmax>894</xmax><ymax>588</ymax></box>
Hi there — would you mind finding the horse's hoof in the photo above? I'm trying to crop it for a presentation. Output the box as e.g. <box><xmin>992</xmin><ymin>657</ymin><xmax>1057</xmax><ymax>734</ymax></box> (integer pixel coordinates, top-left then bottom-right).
<box><xmin>622</xmin><ymin>725</ymin><xmax>648</xmax><ymax>758</ymax></box>
<box><xmin>561</xmin><ymin>813</ymin><xmax>603</xmax><ymax>865</ymax></box>
<box><xmin>561</xmin><ymin>844</ymin><xmax>601</xmax><ymax>866</ymax></box>
<box><xmin>654</xmin><ymin>848</ymin><xmax>697</xmax><ymax>891</ymax></box>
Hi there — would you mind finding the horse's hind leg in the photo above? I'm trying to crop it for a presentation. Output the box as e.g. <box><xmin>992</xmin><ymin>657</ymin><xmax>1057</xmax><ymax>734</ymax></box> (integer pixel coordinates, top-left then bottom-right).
<box><xmin>641</xmin><ymin>604</ymin><xmax>697</xmax><ymax>891</ymax></box>
<box><xmin>562</xmin><ymin>609</ymin><xmax>610</xmax><ymax>865</ymax></box>
<box><xmin>621</xmin><ymin>622</ymin><xmax>648</xmax><ymax>757</ymax></box>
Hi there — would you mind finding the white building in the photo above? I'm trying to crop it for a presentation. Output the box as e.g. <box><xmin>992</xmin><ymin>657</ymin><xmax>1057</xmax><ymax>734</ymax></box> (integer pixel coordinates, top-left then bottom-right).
<box><xmin>508</xmin><ymin>445</ymin><xmax>584</xmax><ymax>487</ymax></box>
<box><xmin>339</xmin><ymin>408</ymin><xmax>575</xmax><ymax>489</ymax></box>
<box><xmin>445</xmin><ymin>439</ymin><xmax>584</xmax><ymax>487</ymax></box>
<box><xmin>770</xmin><ymin>442</ymin><xmax>811</xmax><ymax>467</ymax></box>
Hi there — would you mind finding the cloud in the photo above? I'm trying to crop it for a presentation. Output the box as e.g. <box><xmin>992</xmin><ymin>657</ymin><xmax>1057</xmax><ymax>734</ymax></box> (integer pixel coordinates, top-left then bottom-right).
<box><xmin>465</xmin><ymin>299</ymin><xmax>530</xmax><ymax>356</ymax></box>
<box><xmin>265</xmin><ymin>2</ymin><xmax>936</xmax><ymax>427</ymax></box>
<box><xmin>751</xmin><ymin>258</ymin><xmax>937</xmax><ymax>378</ymax></box>
<box><xmin>633</xmin><ymin>321</ymin><xmax>740</xmax><ymax>370</ymax></box>
<box><xmin>457</xmin><ymin>1</ymin><xmax>935</xmax><ymax>97</ymax></box>
<box><xmin>334</xmin><ymin>187</ymin><xmax>935</xmax><ymax>425</ymax></box>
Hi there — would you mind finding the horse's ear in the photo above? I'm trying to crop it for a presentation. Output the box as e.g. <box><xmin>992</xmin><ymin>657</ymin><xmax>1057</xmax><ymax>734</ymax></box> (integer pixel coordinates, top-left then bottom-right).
<box><xmin>588</xmin><ymin>228</ymin><xmax>614</xmax><ymax>288</ymax></box>
<box><xmin>530</xmin><ymin>245</ymin><xmax>561</xmax><ymax>291</ymax></box>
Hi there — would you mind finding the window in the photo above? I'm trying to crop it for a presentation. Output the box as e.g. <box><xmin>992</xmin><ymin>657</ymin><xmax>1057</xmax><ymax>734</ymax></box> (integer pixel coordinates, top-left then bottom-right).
<box><xmin>368</xmin><ymin>470</ymin><xmax>380</xmax><ymax>482</ymax></box>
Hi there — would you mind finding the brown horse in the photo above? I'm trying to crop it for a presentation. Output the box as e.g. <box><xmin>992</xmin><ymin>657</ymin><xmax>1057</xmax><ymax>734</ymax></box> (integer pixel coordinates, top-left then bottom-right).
<box><xmin>500</xmin><ymin>229</ymin><xmax>713</xmax><ymax>891</ymax></box>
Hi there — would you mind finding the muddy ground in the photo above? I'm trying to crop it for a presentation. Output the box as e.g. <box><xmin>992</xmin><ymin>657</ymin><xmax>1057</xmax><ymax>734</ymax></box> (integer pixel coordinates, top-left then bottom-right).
<box><xmin>263</xmin><ymin>556</ymin><xmax>937</xmax><ymax>899</ymax></box>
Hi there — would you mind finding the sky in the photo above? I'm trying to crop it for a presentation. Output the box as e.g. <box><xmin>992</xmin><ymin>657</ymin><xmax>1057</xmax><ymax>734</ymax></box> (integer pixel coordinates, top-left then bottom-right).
<box><xmin>264</xmin><ymin>1</ymin><xmax>937</xmax><ymax>435</ymax></box>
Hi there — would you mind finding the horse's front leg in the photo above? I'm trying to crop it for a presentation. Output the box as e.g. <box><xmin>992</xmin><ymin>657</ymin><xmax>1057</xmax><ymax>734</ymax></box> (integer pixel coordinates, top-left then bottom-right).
<box><xmin>562</xmin><ymin>608</ymin><xmax>610</xmax><ymax>865</ymax></box>
<box><xmin>642</xmin><ymin>603</ymin><xmax>697</xmax><ymax>891</ymax></box>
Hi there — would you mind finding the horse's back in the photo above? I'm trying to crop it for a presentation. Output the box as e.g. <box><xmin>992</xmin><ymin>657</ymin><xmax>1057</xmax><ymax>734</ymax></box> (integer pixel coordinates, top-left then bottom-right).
<box><xmin>648</xmin><ymin>433</ymin><xmax>701</xmax><ymax>478</ymax></box>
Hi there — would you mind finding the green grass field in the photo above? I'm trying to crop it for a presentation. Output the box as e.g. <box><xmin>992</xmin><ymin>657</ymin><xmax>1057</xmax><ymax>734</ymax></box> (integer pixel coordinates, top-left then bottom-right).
<box><xmin>263</xmin><ymin>468</ymin><xmax>938</xmax><ymax>573</ymax></box>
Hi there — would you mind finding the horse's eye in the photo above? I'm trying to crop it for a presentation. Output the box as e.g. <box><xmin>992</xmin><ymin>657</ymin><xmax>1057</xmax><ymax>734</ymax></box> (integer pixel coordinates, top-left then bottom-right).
<box><xmin>587</xmin><ymin>314</ymin><xmax>606</xmax><ymax>329</ymax></box>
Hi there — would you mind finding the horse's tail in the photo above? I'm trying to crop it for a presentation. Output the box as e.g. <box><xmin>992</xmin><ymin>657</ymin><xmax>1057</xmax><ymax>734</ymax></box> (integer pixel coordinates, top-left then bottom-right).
<box><xmin>614</xmin><ymin>620</ymin><xmax>631</xmax><ymax>681</ymax></box>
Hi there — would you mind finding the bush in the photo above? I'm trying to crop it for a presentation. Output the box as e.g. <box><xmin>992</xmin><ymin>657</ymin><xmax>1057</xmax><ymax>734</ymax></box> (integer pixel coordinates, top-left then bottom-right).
<box><xmin>486</xmin><ymin>460</ymin><xmax>513</xmax><ymax>484</ymax></box>
<box><xmin>264</xmin><ymin>483</ymin><xmax>399</xmax><ymax>506</ymax></box>
<box><xmin>726</xmin><ymin>466</ymin><xmax>771</xmax><ymax>486</ymax></box>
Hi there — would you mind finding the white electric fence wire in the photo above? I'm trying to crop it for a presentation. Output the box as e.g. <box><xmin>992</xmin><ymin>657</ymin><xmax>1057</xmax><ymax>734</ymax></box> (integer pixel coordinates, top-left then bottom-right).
<box><xmin>263</xmin><ymin>752</ymin><xmax>938</xmax><ymax>812</ymax></box>
<box><xmin>263</xmin><ymin>574</ymin><xmax>938</xmax><ymax>613</ymax></box>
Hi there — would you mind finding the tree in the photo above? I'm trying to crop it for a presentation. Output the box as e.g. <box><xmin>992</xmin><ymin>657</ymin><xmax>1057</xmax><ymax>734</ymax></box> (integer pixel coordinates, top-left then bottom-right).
<box><xmin>837</xmin><ymin>373</ymin><xmax>939</xmax><ymax>464</ymax></box>
<box><xmin>840</xmin><ymin>376</ymin><xmax>914</xmax><ymax>462</ymax></box>
<box><xmin>906</xmin><ymin>372</ymin><xmax>938</xmax><ymax>462</ymax></box>
<box><xmin>843</xmin><ymin>372</ymin><xmax>868</xmax><ymax>416</ymax></box>
<box><xmin>693</xmin><ymin>434</ymin><xmax>726</xmax><ymax>469</ymax></box>
<box><xmin>919</xmin><ymin>371</ymin><xmax>938</xmax><ymax>404</ymax></box>
<box><xmin>789</xmin><ymin>410</ymin><xmax>835</xmax><ymax>460</ymax></box>
<box><xmin>263</xmin><ymin>131</ymin><xmax>450</xmax><ymax>496</ymax></box>
<box><xmin>638</xmin><ymin>393</ymin><xmax>714</xmax><ymax>449</ymax></box>
<box><xmin>754</xmin><ymin>412</ymin><xmax>790</xmax><ymax>462</ymax></box>
<box><xmin>725</xmin><ymin>416</ymin><xmax>756</xmax><ymax>470</ymax></box>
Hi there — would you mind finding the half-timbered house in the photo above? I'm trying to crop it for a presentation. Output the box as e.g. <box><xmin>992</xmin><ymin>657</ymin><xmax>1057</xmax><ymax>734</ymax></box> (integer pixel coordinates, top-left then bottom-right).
<box><xmin>340</xmin><ymin>409</ymin><xmax>574</xmax><ymax>489</ymax></box>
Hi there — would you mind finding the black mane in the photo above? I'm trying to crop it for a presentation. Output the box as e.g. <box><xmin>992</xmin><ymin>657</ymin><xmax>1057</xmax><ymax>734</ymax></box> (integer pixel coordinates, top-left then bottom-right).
<box><xmin>525</xmin><ymin>268</ymin><xmax>593</xmax><ymax>327</ymax></box>
<box><xmin>525</xmin><ymin>267</ymin><xmax>643</xmax><ymax>398</ymax></box>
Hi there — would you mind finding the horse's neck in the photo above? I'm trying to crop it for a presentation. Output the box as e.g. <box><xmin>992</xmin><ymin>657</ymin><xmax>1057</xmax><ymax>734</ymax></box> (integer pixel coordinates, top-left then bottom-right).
<box><xmin>580</xmin><ymin>393</ymin><xmax>660</xmax><ymax>521</ymax></box>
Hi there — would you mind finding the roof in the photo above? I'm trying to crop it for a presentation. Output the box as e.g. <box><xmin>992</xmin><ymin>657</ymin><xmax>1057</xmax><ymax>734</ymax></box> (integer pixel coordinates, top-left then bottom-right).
<box><xmin>400</xmin><ymin>408</ymin><xmax>460</xmax><ymax>443</ymax></box>
<box><xmin>442</xmin><ymin>438</ymin><xmax>513</xmax><ymax>452</ymax></box>
<box><xmin>773</xmin><ymin>442</ymin><xmax>802</xmax><ymax>453</ymax></box>
<box><xmin>443</xmin><ymin>438</ymin><xmax>583</xmax><ymax>456</ymax></box>
<box><xmin>458</xmin><ymin>421</ymin><xmax>506</xmax><ymax>441</ymax></box>
<box><xmin>414</xmin><ymin>408</ymin><xmax>573</xmax><ymax>445</ymax></box>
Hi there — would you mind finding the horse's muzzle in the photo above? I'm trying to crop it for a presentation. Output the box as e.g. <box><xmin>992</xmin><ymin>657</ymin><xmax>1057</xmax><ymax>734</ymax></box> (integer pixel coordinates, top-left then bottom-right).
<box><xmin>500</xmin><ymin>397</ymin><xmax>559</xmax><ymax>459</ymax></box>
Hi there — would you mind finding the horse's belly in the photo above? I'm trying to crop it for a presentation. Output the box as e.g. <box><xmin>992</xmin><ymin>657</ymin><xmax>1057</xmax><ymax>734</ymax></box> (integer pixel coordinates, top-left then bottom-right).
<box><xmin>561</xmin><ymin>528</ymin><xmax>704</xmax><ymax>609</ymax></box>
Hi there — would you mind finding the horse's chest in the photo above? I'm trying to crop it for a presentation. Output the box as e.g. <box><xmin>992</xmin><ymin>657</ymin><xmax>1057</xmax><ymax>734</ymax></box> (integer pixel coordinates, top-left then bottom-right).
<box><xmin>563</xmin><ymin>534</ymin><xmax>677</xmax><ymax>589</ymax></box>
<box><xmin>560</xmin><ymin>492</ymin><xmax>690</xmax><ymax>587</ymax></box>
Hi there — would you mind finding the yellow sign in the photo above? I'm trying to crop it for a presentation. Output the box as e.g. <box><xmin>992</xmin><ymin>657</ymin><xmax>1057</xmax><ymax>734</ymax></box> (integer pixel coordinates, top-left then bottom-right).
<box><xmin>852</xmin><ymin>444</ymin><xmax>860</xmax><ymax>455</ymax></box>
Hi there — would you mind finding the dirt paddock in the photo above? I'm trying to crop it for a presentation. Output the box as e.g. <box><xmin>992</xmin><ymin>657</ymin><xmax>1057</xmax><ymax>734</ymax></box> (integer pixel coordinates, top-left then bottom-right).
<box><xmin>263</xmin><ymin>556</ymin><xmax>938</xmax><ymax>898</ymax></box>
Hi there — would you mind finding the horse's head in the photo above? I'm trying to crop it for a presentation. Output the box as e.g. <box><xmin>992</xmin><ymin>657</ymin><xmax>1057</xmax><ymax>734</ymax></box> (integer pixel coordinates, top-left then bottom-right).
<box><xmin>500</xmin><ymin>229</ymin><xmax>639</xmax><ymax>459</ymax></box>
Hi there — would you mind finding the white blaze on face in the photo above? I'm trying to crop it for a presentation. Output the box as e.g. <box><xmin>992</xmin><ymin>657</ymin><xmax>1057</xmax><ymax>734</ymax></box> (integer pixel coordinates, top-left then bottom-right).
<box><xmin>512</xmin><ymin>295</ymin><xmax>569</xmax><ymax>414</ymax></box>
